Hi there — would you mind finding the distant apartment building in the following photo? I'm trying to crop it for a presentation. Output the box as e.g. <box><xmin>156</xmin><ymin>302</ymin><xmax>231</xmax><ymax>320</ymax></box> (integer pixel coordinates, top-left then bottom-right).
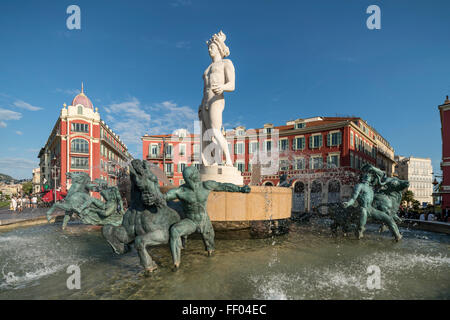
<box><xmin>32</xmin><ymin>168</ymin><xmax>40</xmax><ymax>194</ymax></box>
<box><xmin>38</xmin><ymin>84</ymin><xmax>132</xmax><ymax>196</ymax></box>
<box><xmin>438</xmin><ymin>95</ymin><xmax>450</xmax><ymax>212</ymax></box>
<box><xmin>372</xmin><ymin>130</ymin><xmax>395</xmax><ymax>177</ymax></box>
<box><xmin>142</xmin><ymin>116</ymin><xmax>395</xmax><ymax>213</ymax></box>
<box><xmin>395</xmin><ymin>156</ymin><xmax>433</xmax><ymax>205</ymax></box>
<box><xmin>0</xmin><ymin>183</ymin><xmax>22</xmax><ymax>197</ymax></box>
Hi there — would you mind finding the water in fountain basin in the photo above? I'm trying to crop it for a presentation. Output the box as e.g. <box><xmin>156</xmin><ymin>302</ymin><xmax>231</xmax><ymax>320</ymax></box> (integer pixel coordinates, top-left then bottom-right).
<box><xmin>0</xmin><ymin>221</ymin><xmax>449</xmax><ymax>299</ymax></box>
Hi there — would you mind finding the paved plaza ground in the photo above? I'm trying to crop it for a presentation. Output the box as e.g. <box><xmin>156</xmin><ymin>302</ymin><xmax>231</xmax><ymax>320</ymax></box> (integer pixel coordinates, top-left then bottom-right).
<box><xmin>0</xmin><ymin>207</ymin><xmax>63</xmax><ymax>227</ymax></box>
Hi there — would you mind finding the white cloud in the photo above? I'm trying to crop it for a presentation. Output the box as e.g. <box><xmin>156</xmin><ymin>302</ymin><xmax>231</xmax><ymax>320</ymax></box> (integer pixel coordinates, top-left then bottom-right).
<box><xmin>103</xmin><ymin>98</ymin><xmax>197</xmax><ymax>158</ymax></box>
<box><xmin>106</xmin><ymin>97</ymin><xmax>151</xmax><ymax>121</ymax></box>
<box><xmin>15</xmin><ymin>131</ymin><xmax>22</xmax><ymax>135</ymax></box>
<box><xmin>13</xmin><ymin>100</ymin><xmax>43</xmax><ymax>111</ymax></box>
<box><xmin>102</xmin><ymin>98</ymin><xmax>152</xmax><ymax>152</ymax></box>
<box><xmin>0</xmin><ymin>108</ymin><xmax>22</xmax><ymax>127</ymax></box>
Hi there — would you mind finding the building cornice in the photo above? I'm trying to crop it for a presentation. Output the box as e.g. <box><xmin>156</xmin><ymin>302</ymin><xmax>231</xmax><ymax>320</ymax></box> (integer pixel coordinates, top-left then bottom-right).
<box><xmin>438</xmin><ymin>103</ymin><xmax>450</xmax><ymax>112</ymax></box>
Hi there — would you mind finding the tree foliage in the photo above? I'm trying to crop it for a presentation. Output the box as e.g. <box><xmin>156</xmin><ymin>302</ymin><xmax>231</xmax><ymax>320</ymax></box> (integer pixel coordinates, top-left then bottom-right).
<box><xmin>402</xmin><ymin>190</ymin><xmax>415</xmax><ymax>206</ymax></box>
<box><xmin>22</xmin><ymin>181</ymin><xmax>33</xmax><ymax>195</ymax></box>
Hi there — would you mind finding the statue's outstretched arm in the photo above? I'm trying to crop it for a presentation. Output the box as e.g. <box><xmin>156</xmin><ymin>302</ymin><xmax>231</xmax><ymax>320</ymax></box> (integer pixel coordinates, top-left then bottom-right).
<box><xmin>165</xmin><ymin>188</ymin><xmax>179</xmax><ymax>202</ymax></box>
<box><xmin>343</xmin><ymin>184</ymin><xmax>362</xmax><ymax>207</ymax></box>
<box><xmin>204</xmin><ymin>180</ymin><xmax>250</xmax><ymax>193</ymax></box>
<box><xmin>86</xmin><ymin>183</ymin><xmax>100</xmax><ymax>192</ymax></box>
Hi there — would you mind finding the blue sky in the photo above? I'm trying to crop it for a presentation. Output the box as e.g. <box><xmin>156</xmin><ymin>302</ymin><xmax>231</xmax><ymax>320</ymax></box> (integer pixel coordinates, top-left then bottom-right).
<box><xmin>0</xmin><ymin>0</ymin><xmax>449</xmax><ymax>179</ymax></box>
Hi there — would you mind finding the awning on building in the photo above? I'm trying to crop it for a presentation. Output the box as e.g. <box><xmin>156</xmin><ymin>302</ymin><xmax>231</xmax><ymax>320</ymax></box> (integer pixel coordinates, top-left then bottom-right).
<box><xmin>41</xmin><ymin>190</ymin><xmax>66</xmax><ymax>202</ymax></box>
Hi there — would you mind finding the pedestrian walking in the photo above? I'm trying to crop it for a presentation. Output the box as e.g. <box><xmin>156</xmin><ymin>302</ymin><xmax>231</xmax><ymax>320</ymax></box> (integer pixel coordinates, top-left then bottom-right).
<box><xmin>31</xmin><ymin>195</ymin><xmax>37</xmax><ymax>209</ymax></box>
<box><xmin>11</xmin><ymin>197</ymin><xmax>17</xmax><ymax>213</ymax></box>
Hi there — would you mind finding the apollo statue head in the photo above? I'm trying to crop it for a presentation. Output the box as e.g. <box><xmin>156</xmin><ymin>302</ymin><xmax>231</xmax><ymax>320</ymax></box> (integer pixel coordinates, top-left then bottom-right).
<box><xmin>206</xmin><ymin>30</ymin><xmax>230</xmax><ymax>58</ymax></box>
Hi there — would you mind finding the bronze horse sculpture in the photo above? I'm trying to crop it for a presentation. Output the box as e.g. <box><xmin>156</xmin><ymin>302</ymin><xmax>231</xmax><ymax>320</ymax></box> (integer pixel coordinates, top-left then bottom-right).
<box><xmin>102</xmin><ymin>159</ymin><xmax>182</xmax><ymax>274</ymax></box>
<box><xmin>46</xmin><ymin>172</ymin><xmax>124</xmax><ymax>229</ymax></box>
<box><xmin>322</xmin><ymin>164</ymin><xmax>408</xmax><ymax>240</ymax></box>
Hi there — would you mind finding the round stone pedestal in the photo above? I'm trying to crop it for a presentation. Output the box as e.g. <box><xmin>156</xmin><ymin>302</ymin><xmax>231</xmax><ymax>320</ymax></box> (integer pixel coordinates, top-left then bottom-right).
<box><xmin>200</xmin><ymin>165</ymin><xmax>244</xmax><ymax>185</ymax></box>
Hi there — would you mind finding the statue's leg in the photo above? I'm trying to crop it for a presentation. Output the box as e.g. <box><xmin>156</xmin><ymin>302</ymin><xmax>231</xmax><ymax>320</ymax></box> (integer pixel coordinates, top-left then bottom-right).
<box><xmin>371</xmin><ymin>210</ymin><xmax>402</xmax><ymax>241</ymax></box>
<box><xmin>201</xmin><ymin>112</ymin><xmax>212</xmax><ymax>166</ymax></box>
<box><xmin>62</xmin><ymin>213</ymin><xmax>71</xmax><ymax>230</ymax></box>
<box><xmin>46</xmin><ymin>203</ymin><xmax>59</xmax><ymax>221</ymax></box>
<box><xmin>393</xmin><ymin>214</ymin><xmax>402</xmax><ymax>224</ymax></box>
<box><xmin>47</xmin><ymin>203</ymin><xmax>67</xmax><ymax>222</ymax></box>
<box><xmin>209</xmin><ymin>101</ymin><xmax>233</xmax><ymax>166</ymax></box>
<box><xmin>357</xmin><ymin>207</ymin><xmax>368</xmax><ymax>239</ymax></box>
<box><xmin>181</xmin><ymin>236</ymin><xmax>188</xmax><ymax>249</ymax></box>
<box><xmin>169</xmin><ymin>219</ymin><xmax>197</xmax><ymax>268</ymax></box>
<box><xmin>135</xmin><ymin>230</ymin><xmax>168</xmax><ymax>274</ymax></box>
<box><xmin>200</xmin><ymin>219</ymin><xmax>215</xmax><ymax>256</ymax></box>
<box><xmin>46</xmin><ymin>205</ymin><xmax>55</xmax><ymax>222</ymax></box>
<box><xmin>102</xmin><ymin>225</ymin><xmax>131</xmax><ymax>254</ymax></box>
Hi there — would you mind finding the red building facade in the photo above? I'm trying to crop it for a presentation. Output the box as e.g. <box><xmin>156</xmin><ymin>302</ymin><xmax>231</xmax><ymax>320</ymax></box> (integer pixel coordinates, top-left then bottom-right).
<box><xmin>142</xmin><ymin>117</ymin><xmax>394</xmax><ymax>213</ymax></box>
<box><xmin>142</xmin><ymin>129</ymin><xmax>200</xmax><ymax>186</ymax></box>
<box><xmin>438</xmin><ymin>96</ymin><xmax>450</xmax><ymax>213</ymax></box>
<box><xmin>38</xmin><ymin>85</ymin><xmax>131</xmax><ymax>197</ymax></box>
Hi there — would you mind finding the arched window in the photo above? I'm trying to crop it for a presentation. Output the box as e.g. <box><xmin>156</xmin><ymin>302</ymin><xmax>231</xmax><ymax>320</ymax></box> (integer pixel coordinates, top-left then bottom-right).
<box><xmin>71</xmin><ymin>138</ymin><xmax>89</xmax><ymax>154</ymax></box>
<box><xmin>310</xmin><ymin>180</ymin><xmax>322</xmax><ymax>209</ymax></box>
<box><xmin>328</xmin><ymin>180</ymin><xmax>341</xmax><ymax>204</ymax></box>
<box><xmin>77</xmin><ymin>105</ymin><xmax>83</xmax><ymax>115</ymax></box>
<box><xmin>293</xmin><ymin>181</ymin><xmax>306</xmax><ymax>212</ymax></box>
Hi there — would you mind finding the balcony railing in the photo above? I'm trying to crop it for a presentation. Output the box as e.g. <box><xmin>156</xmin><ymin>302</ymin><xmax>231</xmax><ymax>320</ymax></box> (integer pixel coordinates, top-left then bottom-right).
<box><xmin>147</xmin><ymin>152</ymin><xmax>173</xmax><ymax>159</ymax></box>
<box><xmin>101</xmin><ymin>135</ymin><xmax>128</xmax><ymax>159</ymax></box>
<box><xmin>71</xmin><ymin>148</ymin><xmax>89</xmax><ymax>154</ymax></box>
<box><xmin>71</xmin><ymin>165</ymin><xmax>89</xmax><ymax>170</ymax></box>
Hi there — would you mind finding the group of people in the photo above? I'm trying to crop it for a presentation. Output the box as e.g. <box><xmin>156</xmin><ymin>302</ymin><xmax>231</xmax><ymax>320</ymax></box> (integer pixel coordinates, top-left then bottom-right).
<box><xmin>399</xmin><ymin>207</ymin><xmax>449</xmax><ymax>222</ymax></box>
<box><xmin>419</xmin><ymin>212</ymin><xmax>437</xmax><ymax>221</ymax></box>
<box><xmin>9</xmin><ymin>195</ymin><xmax>38</xmax><ymax>212</ymax></box>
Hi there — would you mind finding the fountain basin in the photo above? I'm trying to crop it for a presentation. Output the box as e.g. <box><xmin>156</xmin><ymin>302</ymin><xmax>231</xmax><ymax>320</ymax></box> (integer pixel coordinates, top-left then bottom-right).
<box><xmin>162</xmin><ymin>186</ymin><xmax>292</xmax><ymax>238</ymax></box>
<box><xmin>1</xmin><ymin>222</ymin><xmax>449</xmax><ymax>299</ymax></box>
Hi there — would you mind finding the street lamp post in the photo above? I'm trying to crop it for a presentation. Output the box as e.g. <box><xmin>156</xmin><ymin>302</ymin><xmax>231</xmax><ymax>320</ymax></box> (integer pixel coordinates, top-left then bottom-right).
<box><xmin>52</xmin><ymin>156</ymin><xmax>58</xmax><ymax>204</ymax></box>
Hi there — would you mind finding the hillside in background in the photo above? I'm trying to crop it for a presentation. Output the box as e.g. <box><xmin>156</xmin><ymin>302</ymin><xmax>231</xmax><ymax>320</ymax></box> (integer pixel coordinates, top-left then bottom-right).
<box><xmin>0</xmin><ymin>173</ymin><xmax>29</xmax><ymax>184</ymax></box>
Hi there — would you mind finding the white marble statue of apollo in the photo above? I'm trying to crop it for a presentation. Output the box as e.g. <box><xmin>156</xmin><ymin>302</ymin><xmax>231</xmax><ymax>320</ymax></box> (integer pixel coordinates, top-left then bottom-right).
<box><xmin>198</xmin><ymin>31</ymin><xmax>235</xmax><ymax>167</ymax></box>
